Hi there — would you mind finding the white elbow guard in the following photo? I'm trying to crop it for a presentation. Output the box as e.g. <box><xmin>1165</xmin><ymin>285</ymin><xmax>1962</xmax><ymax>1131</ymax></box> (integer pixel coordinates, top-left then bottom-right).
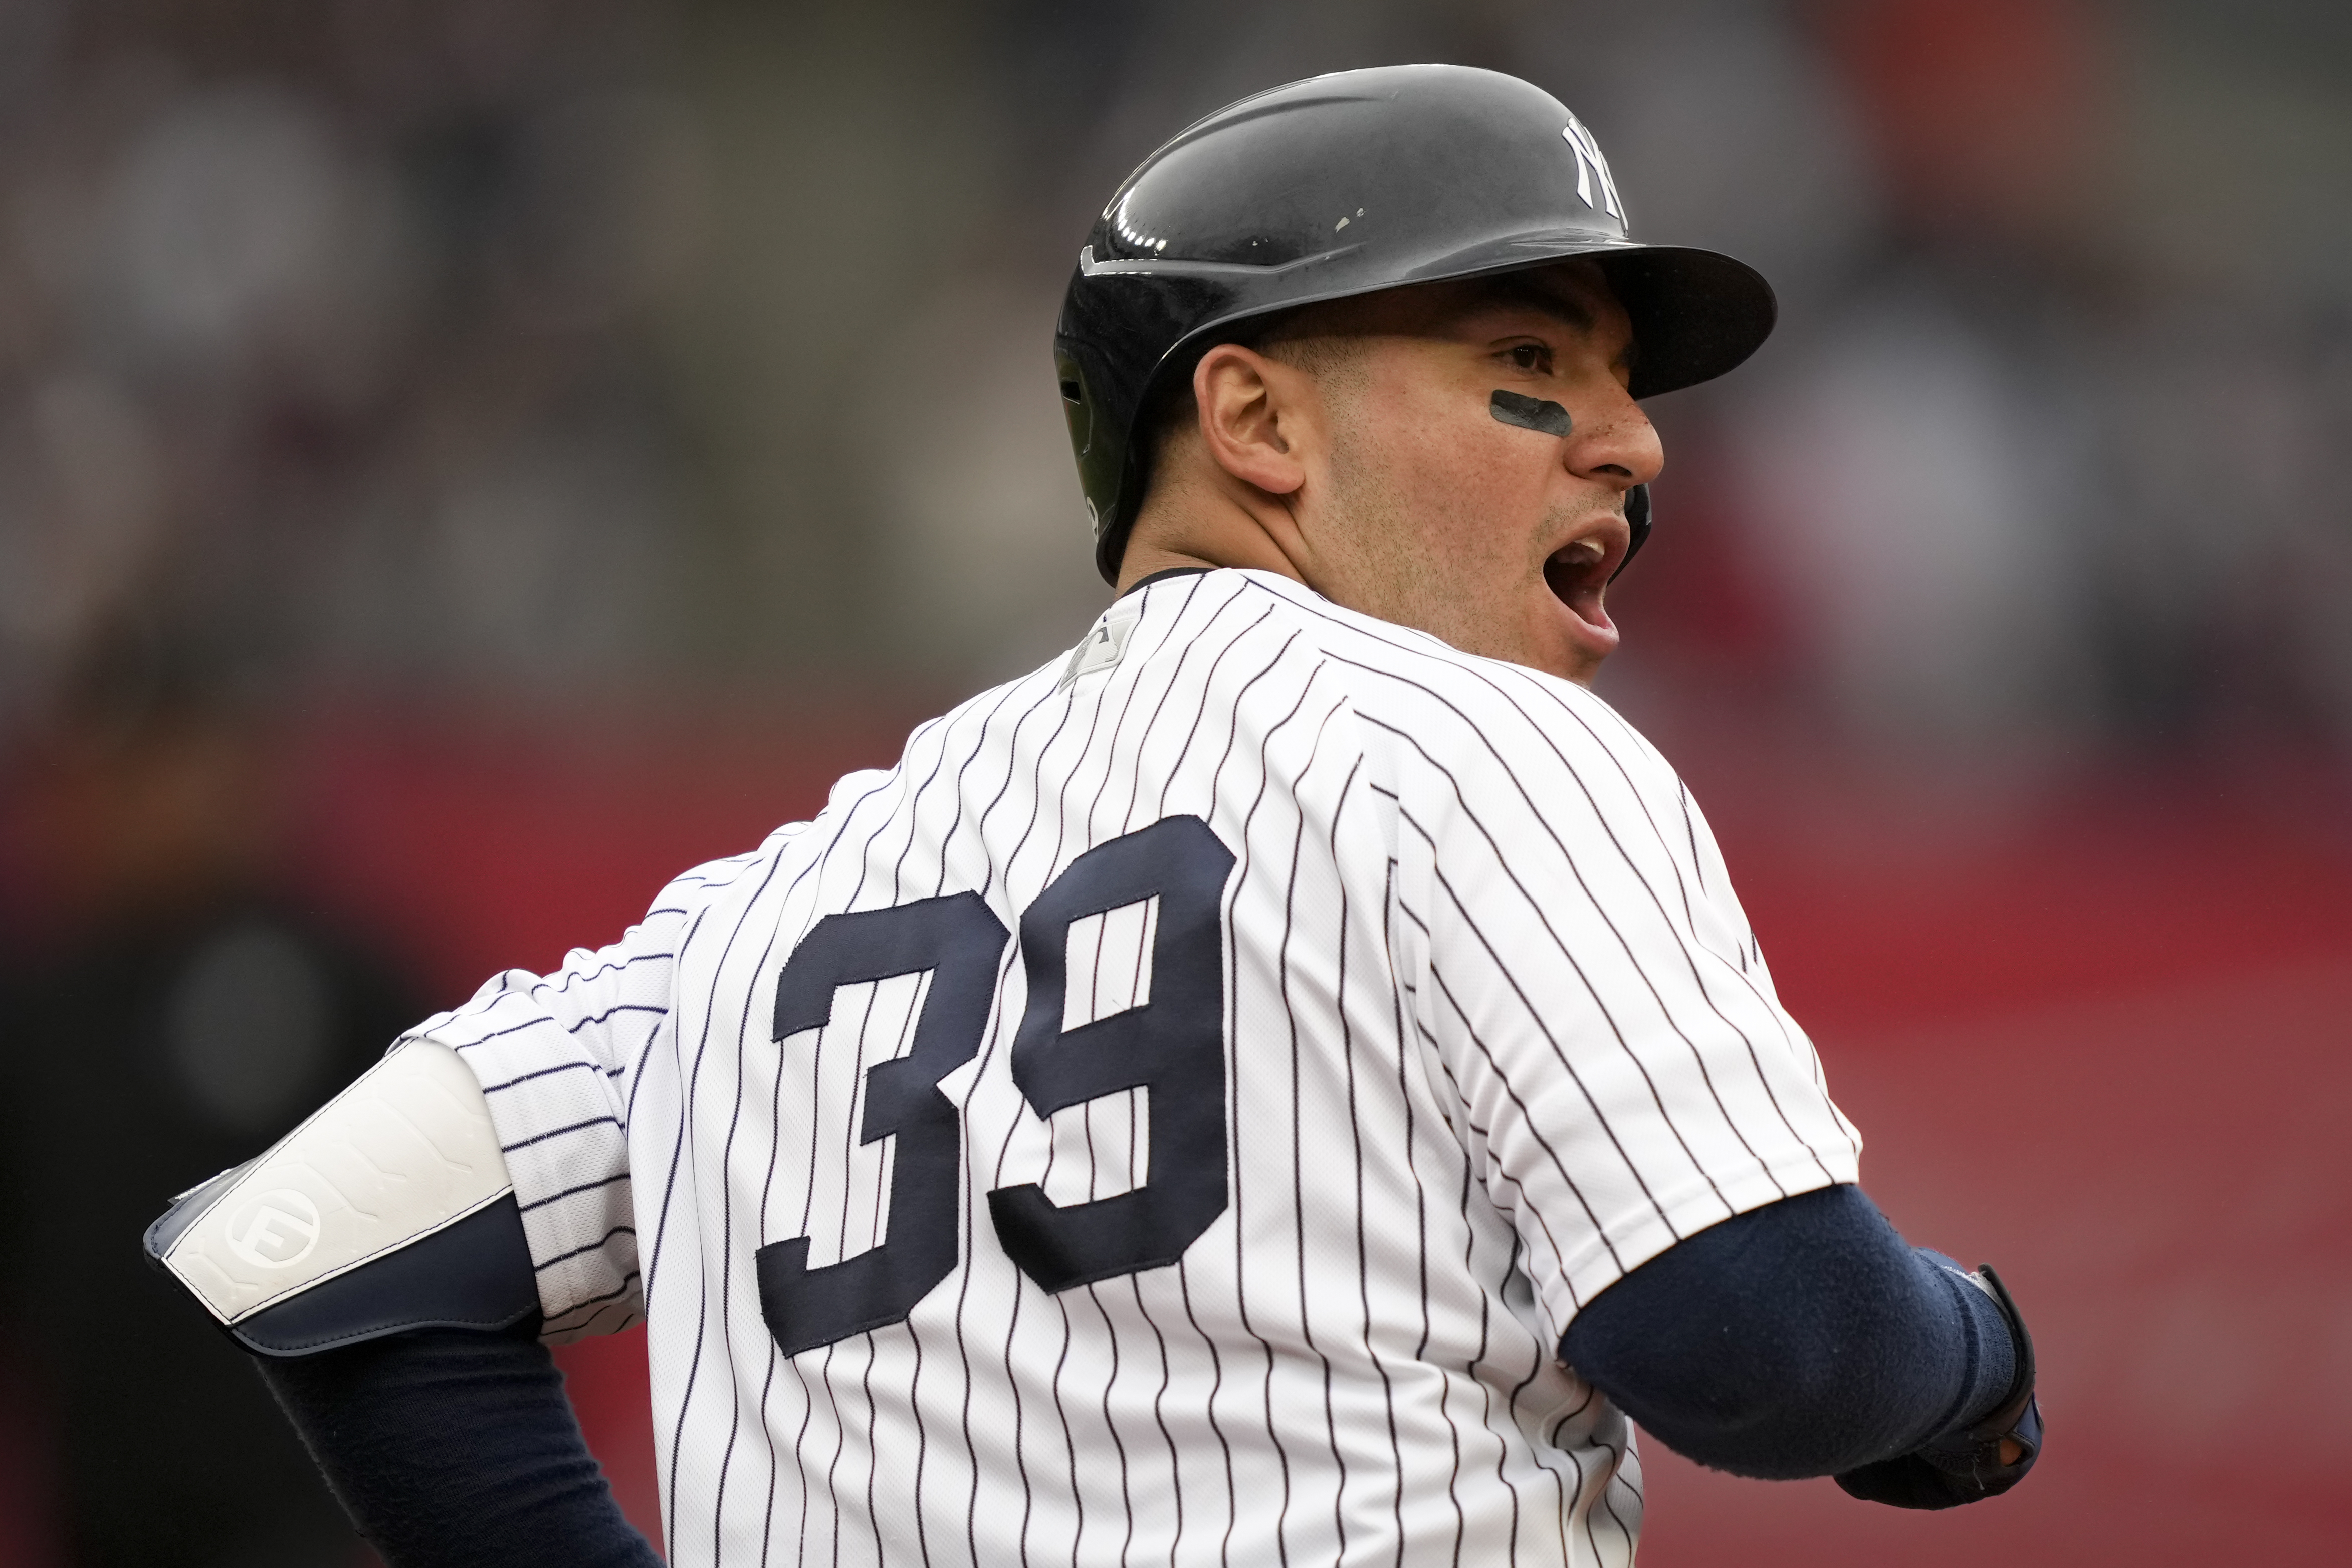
<box><xmin>144</xmin><ymin>1039</ymin><xmax>540</xmax><ymax>1356</ymax></box>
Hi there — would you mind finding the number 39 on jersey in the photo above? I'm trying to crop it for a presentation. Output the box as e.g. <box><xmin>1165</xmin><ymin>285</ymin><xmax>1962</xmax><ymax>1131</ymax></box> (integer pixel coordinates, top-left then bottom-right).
<box><xmin>755</xmin><ymin>814</ymin><xmax>1235</xmax><ymax>1358</ymax></box>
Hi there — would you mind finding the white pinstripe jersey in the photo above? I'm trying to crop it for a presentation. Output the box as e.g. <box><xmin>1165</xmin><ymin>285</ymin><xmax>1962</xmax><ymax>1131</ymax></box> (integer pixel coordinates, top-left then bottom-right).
<box><xmin>404</xmin><ymin>567</ymin><xmax>1862</xmax><ymax>1567</ymax></box>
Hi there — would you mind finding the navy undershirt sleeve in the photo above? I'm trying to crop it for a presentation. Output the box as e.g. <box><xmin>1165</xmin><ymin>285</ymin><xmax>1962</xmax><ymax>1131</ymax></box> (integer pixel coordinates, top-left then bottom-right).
<box><xmin>256</xmin><ymin>1320</ymin><xmax>662</xmax><ymax>1568</ymax></box>
<box><xmin>260</xmin><ymin>1184</ymin><xmax>1998</xmax><ymax>1549</ymax></box>
<box><xmin>1559</xmin><ymin>1183</ymin><xmax>2016</xmax><ymax>1479</ymax></box>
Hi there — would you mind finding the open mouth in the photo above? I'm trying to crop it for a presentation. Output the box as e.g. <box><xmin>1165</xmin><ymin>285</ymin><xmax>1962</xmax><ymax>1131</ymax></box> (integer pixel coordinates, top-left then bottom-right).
<box><xmin>1543</xmin><ymin>534</ymin><xmax>1620</xmax><ymax>638</ymax></box>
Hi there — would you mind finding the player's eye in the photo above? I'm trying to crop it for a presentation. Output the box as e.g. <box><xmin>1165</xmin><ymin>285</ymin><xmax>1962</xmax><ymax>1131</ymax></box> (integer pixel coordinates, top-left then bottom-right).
<box><xmin>1505</xmin><ymin>342</ymin><xmax>1550</xmax><ymax>373</ymax></box>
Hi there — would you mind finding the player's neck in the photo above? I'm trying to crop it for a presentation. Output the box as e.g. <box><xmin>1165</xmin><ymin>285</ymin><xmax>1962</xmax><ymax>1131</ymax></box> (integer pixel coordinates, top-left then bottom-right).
<box><xmin>1115</xmin><ymin>496</ymin><xmax>1307</xmax><ymax>594</ymax></box>
<box><xmin>1114</xmin><ymin>540</ymin><xmax>1230</xmax><ymax>591</ymax></box>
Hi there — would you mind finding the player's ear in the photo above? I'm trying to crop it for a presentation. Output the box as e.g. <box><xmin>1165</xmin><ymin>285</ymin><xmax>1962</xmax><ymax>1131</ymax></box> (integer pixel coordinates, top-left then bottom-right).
<box><xmin>1192</xmin><ymin>344</ymin><xmax>1309</xmax><ymax>499</ymax></box>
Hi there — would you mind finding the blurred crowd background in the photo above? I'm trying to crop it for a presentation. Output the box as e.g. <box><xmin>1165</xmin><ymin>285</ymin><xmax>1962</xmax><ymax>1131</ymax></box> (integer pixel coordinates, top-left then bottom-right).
<box><xmin>0</xmin><ymin>1</ymin><xmax>2346</xmax><ymax>1564</ymax></box>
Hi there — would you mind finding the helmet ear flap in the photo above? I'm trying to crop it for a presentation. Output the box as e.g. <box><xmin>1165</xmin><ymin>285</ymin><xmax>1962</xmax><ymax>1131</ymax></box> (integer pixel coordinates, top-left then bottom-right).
<box><xmin>1610</xmin><ymin>483</ymin><xmax>1652</xmax><ymax>582</ymax></box>
<box><xmin>1055</xmin><ymin>344</ymin><xmax>1132</xmax><ymax>574</ymax></box>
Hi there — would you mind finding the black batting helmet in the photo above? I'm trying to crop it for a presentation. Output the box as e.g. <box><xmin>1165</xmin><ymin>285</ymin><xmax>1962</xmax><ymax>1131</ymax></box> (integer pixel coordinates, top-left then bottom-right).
<box><xmin>1055</xmin><ymin>64</ymin><xmax>1778</xmax><ymax>584</ymax></box>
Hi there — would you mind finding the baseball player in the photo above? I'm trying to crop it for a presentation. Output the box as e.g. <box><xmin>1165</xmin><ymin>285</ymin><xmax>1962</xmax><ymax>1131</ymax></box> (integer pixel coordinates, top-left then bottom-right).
<box><xmin>149</xmin><ymin>66</ymin><xmax>2040</xmax><ymax>1567</ymax></box>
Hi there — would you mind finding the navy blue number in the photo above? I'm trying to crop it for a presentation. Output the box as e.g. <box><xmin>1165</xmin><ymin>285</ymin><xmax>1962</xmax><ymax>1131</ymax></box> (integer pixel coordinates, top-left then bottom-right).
<box><xmin>756</xmin><ymin>892</ymin><xmax>1008</xmax><ymax>1358</ymax></box>
<box><xmin>988</xmin><ymin>815</ymin><xmax>1236</xmax><ymax>1292</ymax></box>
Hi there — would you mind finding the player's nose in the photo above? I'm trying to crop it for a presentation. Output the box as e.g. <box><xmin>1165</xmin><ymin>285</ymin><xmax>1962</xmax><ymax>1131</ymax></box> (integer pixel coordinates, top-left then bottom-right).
<box><xmin>1570</xmin><ymin>380</ymin><xmax>1664</xmax><ymax>492</ymax></box>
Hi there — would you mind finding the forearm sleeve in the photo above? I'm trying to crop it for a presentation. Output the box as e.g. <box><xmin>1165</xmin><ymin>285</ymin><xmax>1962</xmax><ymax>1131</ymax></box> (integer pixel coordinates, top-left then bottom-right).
<box><xmin>258</xmin><ymin>1320</ymin><xmax>662</xmax><ymax>1568</ymax></box>
<box><xmin>1560</xmin><ymin>1183</ymin><xmax>2018</xmax><ymax>1479</ymax></box>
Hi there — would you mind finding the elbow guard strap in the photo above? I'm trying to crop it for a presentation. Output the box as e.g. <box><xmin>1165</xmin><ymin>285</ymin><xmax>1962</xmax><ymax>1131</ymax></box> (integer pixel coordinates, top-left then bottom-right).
<box><xmin>144</xmin><ymin>1040</ymin><xmax>540</xmax><ymax>1356</ymax></box>
<box><xmin>1834</xmin><ymin>1262</ymin><xmax>2043</xmax><ymax>1509</ymax></box>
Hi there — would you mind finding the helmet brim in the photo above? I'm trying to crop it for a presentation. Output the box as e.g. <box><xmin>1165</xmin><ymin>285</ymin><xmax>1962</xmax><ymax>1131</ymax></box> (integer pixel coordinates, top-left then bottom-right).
<box><xmin>1573</xmin><ymin>242</ymin><xmax>1779</xmax><ymax>400</ymax></box>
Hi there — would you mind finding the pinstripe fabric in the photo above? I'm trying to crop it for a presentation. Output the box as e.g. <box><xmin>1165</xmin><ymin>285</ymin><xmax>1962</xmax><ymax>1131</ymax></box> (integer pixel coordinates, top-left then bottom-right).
<box><xmin>403</xmin><ymin>568</ymin><xmax>1862</xmax><ymax>1567</ymax></box>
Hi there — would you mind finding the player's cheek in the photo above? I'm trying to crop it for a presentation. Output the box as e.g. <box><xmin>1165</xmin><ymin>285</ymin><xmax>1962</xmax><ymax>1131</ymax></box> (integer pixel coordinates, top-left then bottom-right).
<box><xmin>1439</xmin><ymin>414</ymin><xmax>1535</xmax><ymax>514</ymax></box>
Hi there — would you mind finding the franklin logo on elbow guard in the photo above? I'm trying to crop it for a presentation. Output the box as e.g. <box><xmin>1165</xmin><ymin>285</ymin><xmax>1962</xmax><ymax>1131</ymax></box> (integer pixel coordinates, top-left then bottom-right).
<box><xmin>223</xmin><ymin>1192</ymin><xmax>324</xmax><ymax>1270</ymax></box>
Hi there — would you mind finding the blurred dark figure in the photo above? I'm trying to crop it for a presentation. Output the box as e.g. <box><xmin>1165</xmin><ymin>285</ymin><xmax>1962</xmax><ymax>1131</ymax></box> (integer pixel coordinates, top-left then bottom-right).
<box><xmin>0</xmin><ymin>659</ymin><xmax>421</xmax><ymax>1567</ymax></box>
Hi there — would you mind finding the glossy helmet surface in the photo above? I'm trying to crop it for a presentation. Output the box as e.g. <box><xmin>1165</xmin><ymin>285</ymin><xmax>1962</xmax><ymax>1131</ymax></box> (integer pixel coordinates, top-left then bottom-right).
<box><xmin>1055</xmin><ymin>64</ymin><xmax>1778</xmax><ymax>583</ymax></box>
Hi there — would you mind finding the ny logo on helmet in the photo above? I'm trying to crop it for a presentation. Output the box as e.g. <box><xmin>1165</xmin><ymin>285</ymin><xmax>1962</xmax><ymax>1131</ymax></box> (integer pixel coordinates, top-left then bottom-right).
<box><xmin>1561</xmin><ymin>117</ymin><xmax>1623</xmax><ymax>221</ymax></box>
